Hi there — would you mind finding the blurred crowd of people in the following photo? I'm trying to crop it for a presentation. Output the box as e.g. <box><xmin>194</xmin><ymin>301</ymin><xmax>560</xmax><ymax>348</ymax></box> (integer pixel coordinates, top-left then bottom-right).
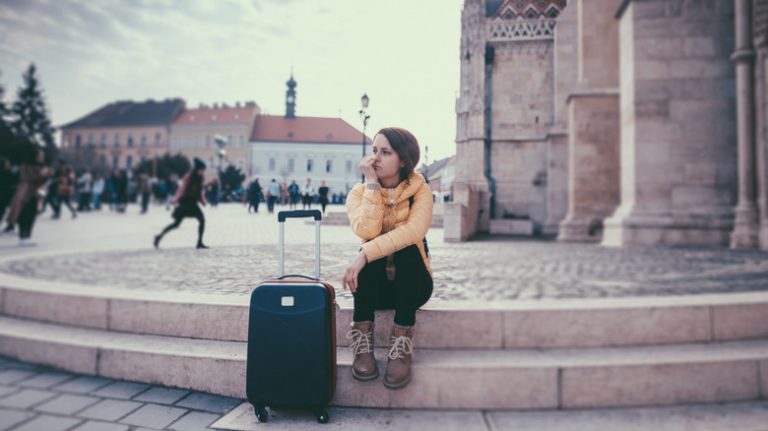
<box><xmin>0</xmin><ymin>152</ymin><xmax>347</xmax><ymax>247</ymax></box>
<box><xmin>247</xmin><ymin>177</ymin><xmax>342</xmax><ymax>215</ymax></box>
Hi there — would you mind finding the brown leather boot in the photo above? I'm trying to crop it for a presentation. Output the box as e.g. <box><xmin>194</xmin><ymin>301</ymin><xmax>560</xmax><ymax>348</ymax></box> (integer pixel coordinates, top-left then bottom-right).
<box><xmin>346</xmin><ymin>321</ymin><xmax>378</xmax><ymax>381</ymax></box>
<box><xmin>384</xmin><ymin>324</ymin><xmax>414</xmax><ymax>389</ymax></box>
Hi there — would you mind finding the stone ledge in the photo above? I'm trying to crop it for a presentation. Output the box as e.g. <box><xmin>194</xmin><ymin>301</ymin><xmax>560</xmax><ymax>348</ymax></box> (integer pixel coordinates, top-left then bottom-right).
<box><xmin>1</xmin><ymin>315</ymin><xmax>767</xmax><ymax>409</ymax></box>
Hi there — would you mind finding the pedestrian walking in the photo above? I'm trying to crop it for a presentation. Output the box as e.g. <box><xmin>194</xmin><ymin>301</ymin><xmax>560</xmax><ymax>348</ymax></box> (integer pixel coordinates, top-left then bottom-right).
<box><xmin>56</xmin><ymin>166</ymin><xmax>77</xmax><ymax>219</ymax></box>
<box><xmin>343</xmin><ymin>127</ymin><xmax>433</xmax><ymax>389</ymax></box>
<box><xmin>76</xmin><ymin>170</ymin><xmax>92</xmax><ymax>212</ymax></box>
<box><xmin>139</xmin><ymin>171</ymin><xmax>151</xmax><ymax>214</ymax></box>
<box><xmin>5</xmin><ymin>149</ymin><xmax>51</xmax><ymax>246</ymax></box>
<box><xmin>153</xmin><ymin>158</ymin><xmax>209</xmax><ymax>250</ymax></box>
<box><xmin>266</xmin><ymin>178</ymin><xmax>280</xmax><ymax>214</ymax></box>
<box><xmin>318</xmin><ymin>180</ymin><xmax>330</xmax><ymax>215</ymax></box>
<box><xmin>302</xmin><ymin>177</ymin><xmax>314</xmax><ymax>210</ymax></box>
<box><xmin>247</xmin><ymin>178</ymin><xmax>262</xmax><ymax>213</ymax></box>
<box><xmin>0</xmin><ymin>158</ymin><xmax>18</xmax><ymax>231</ymax></box>
<box><xmin>92</xmin><ymin>174</ymin><xmax>105</xmax><ymax>210</ymax></box>
<box><xmin>288</xmin><ymin>180</ymin><xmax>300</xmax><ymax>210</ymax></box>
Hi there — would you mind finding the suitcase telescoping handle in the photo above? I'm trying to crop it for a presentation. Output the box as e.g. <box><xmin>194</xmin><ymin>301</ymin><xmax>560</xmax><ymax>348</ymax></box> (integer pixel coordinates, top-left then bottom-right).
<box><xmin>277</xmin><ymin>210</ymin><xmax>322</xmax><ymax>279</ymax></box>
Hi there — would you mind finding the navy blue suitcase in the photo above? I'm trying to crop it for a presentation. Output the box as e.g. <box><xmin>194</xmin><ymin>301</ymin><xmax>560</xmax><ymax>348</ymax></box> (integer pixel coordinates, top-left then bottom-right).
<box><xmin>246</xmin><ymin>210</ymin><xmax>337</xmax><ymax>424</ymax></box>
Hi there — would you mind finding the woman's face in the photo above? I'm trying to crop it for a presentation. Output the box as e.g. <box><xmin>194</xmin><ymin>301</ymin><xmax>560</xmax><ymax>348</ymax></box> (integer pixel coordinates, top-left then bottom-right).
<box><xmin>371</xmin><ymin>134</ymin><xmax>402</xmax><ymax>181</ymax></box>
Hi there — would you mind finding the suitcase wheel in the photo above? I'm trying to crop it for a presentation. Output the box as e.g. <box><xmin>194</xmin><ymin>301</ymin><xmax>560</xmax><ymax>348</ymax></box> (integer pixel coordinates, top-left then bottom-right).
<box><xmin>314</xmin><ymin>408</ymin><xmax>329</xmax><ymax>424</ymax></box>
<box><xmin>255</xmin><ymin>405</ymin><xmax>269</xmax><ymax>423</ymax></box>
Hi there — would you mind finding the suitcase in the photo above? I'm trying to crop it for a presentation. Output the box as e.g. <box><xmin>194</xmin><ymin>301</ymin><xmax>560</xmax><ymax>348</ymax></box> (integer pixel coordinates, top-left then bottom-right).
<box><xmin>246</xmin><ymin>209</ymin><xmax>337</xmax><ymax>424</ymax></box>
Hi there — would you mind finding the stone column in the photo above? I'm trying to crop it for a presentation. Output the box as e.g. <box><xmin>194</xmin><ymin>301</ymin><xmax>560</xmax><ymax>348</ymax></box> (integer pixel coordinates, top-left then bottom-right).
<box><xmin>730</xmin><ymin>0</ymin><xmax>759</xmax><ymax>248</ymax></box>
<box><xmin>558</xmin><ymin>0</ymin><xmax>621</xmax><ymax>241</ymax></box>
<box><xmin>544</xmin><ymin>0</ymin><xmax>578</xmax><ymax>235</ymax></box>
<box><xmin>446</xmin><ymin>0</ymin><xmax>489</xmax><ymax>242</ymax></box>
<box><xmin>603</xmin><ymin>0</ymin><xmax>737</xmax><ymax>247</ymax></box>
<box><xmin>755</xmin><ymin>0</ymin><xmax>768</xmax><ymax>249</ymax></box>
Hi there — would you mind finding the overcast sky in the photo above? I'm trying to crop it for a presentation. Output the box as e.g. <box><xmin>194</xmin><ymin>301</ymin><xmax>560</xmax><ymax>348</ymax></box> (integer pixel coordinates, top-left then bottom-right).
<box><xmin>0</xmin><ymin>0</ymin><xmax>464</xmax><ymax>162</ymax></box>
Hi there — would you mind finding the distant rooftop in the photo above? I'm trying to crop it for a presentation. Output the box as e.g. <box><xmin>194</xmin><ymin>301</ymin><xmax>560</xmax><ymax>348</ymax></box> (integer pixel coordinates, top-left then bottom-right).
<box><xmin>61</xmin><ymin>98</ymin><xmax>186</xmax><ymax>129</ymax></box>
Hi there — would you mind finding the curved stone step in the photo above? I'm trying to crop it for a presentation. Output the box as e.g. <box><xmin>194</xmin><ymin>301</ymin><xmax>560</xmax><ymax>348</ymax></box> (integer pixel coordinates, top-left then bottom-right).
<box><xmin>0</xmin><ymin>315</ymin><xmax>766</xmax><ymax>410</ymax></box>
<box><xmin>2</xmin><ymin>270</ymin><xmax>768</xmax><ymax>349</ymax></box>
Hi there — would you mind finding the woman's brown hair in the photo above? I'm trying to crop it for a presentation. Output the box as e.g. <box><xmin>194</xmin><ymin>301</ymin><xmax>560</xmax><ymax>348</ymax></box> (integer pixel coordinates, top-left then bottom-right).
<box><xmin>375</xmin><ymin>127</ymin><xmax>420</xmax><ymax>182</ymax></box>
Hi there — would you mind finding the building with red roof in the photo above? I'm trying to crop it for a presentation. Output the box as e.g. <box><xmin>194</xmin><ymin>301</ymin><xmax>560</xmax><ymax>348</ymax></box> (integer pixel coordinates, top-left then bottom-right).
<box><xmin>249</xmin><ymin>74</ymin><xmax>371</xmax><ymax>195</ymax></box>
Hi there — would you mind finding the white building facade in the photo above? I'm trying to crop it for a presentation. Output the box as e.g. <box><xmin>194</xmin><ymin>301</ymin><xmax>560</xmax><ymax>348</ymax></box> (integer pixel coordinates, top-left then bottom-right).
<box><xmin>249</xmin><ymin>141</ymin><xmax>362</xmax><ymax>195</ymax></box>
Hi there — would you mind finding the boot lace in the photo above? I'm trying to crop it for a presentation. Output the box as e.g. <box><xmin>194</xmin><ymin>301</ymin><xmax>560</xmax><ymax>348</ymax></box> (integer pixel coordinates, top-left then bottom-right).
<box><xmin>346</xmin><ymin>329</ymin><xmax>373</xmax><ymax>356</ymax></box>
<box><xmin>388</xmin><ymin>335</ymin><xmax>413</xmax><ymax>360</ymax></box>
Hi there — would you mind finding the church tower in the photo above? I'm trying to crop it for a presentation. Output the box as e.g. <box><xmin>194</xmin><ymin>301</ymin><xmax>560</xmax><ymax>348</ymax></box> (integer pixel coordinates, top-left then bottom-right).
<box><xmin>285</xmin><ymin>73</ymin><xmax>297</xmax><ymax>119</ymax></box>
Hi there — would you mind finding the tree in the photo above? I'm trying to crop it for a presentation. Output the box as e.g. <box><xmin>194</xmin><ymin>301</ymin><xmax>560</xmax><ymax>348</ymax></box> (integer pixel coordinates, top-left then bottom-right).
<box><xmin>219</xmin><ymin>165</ymin><xmax>246</xmax><ymax>201</ymax></box>
<box><xmin>10</xmin><ymin>64</ymin><xmax>57</xmax><ymax>163</ymax></box>
<box><xmin>133</xmin><ymin>153</ymin><xmax>191</xmax><ymax>181</ymax></box>
<box><xmin>0</xmin><ymin>69</ymin><xmax>29</xmax><ymax>164</ymax></box>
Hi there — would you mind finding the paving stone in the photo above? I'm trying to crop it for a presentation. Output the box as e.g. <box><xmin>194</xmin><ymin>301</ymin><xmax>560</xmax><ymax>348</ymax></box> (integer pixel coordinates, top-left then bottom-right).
<box><xmin>90</xmin><ymin>381</ymin><xmax>150</xmax><ymax>400</ymax></box>
<box><xmin>0</xmin><ymin>389</ymin><xmax>57</xmax><ymax>409</ymax></box>
<box><xmin>52</xmin><ymin>376</ymin><xmax>113</xmax><ymax>394</ymax></box>
<box><xmin>0</xmin><ymin>408</ymin><xmax>36</xmax><ymax>431</ymax></box>
<box><xmin>70</xmin><ymin>421</ymin><xmax>130</xmax><ymax>431</ymax></box>
<box><xmin>119</xmin><ymin>404</ymin><xmax>188</xmax><ymax>429</ymax></box>
<box><xmin>175</xmin><ymin>392</ymin><xmax>241</xmax><ymax>414</ymax></box>
<box><xmin>11</xmin><ymin>414</ymin><xmax>82</xmax><ymax>431</ymax></box>
<box><xmin>0</xmin><ymin>370</ymin><xmax>36</xmax><ymax>385</ymax></box>
<box><xmin>167</xmin><ymin>411</ymin><xmax>220</xmax><ymax>431</ymax></box>
<box><xmin>133</xmin><ymin>387</ymin><xmax>189</xmax><ymax>405</ymax></box>
<box><xmin>33</xmin><ymin>394</ymin><xmax>100</xmax><ymax>415</ymax></box>
<box><xmin>76</xmin><ymin>399</ymin><xmax>142</xmax><ymax>421</ymax></box>
<box><xmin>0</xmin><ymin>385</ymin><xmax>18</xmax><ymax>398</ymax></box>
<box><xmin>18</xmin><ymin>372</ymin><xmax>74</xmax><ymax>389</ymax></box>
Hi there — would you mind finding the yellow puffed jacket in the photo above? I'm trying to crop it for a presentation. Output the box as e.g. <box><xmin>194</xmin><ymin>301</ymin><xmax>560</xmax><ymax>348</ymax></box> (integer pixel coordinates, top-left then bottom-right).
<box><xmin>346</xmin><ymin>172</ymin><xmax>433</xmax><ymax>275</ymax></box>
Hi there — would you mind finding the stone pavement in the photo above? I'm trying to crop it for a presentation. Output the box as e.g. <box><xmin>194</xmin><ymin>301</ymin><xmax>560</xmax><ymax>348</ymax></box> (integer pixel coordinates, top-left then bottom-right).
<box><xmin>0</xmin><ymin>355</ymin><xmax>240</xmax><ymax>431</ymax></box>
<box><xmin>1</xmin><ymin>203</ymin><xmax>768</xmax><ymax>301</ymax></box>
<box><xmin>3</xmin><ymin>355</ymin><xmax>768</xmax><ymax>431</ymax></box>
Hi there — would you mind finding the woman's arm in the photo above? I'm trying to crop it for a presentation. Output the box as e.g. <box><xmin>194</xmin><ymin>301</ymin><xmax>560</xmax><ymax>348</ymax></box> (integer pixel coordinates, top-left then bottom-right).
<box><xmin>345</xmin><ymin>184</ymin><xmax>384</xmax><ymax>241</ymax></box>
<box><xmin>172</xmin><ymin>174</ymin><xmax>188</xmax><ymax>204</ymax></box>
<box><xmin>360</xmin><ymin>182</ymin><xmax>433</xmax><ymax>263</ymax></box>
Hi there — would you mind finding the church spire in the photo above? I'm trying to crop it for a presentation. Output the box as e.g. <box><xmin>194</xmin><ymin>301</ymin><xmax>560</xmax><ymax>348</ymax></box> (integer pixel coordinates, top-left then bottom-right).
<box><xmin>285</xmin><ymin>72</ymin><xmax>297</xmax><ymax>119</ymax></box>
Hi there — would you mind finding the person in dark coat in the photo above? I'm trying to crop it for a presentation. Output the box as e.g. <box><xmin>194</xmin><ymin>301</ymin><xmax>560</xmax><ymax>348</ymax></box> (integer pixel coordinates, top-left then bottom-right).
<box><xmin>247</xmin><ymin>178</ymin><xmax>262</xmax><ymax>214</ymax></box>
<box><xmin>5</xmin><ymin>149</ymin><xmax>51</xmax><ymax>246</ymax></box>
<box><xmin>153</xmin><ymin>158</ymin><xmax>209</xmax><ymax>249</ymax></box>
<box><xmin>318</xmin><ymin>181</ymin><xmax>330</xmax><ymax>215</ymax></box>
<box><xmin>0</xmin><ymin>158</ymin><xmax>18</xmax><ymax>231</ymax></box>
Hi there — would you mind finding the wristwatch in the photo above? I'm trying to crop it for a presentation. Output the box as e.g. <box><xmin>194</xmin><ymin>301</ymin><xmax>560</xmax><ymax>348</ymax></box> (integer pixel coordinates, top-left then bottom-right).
<box><xmin>365</xmin><ymin>182</ymin><xmax>381</xmax><ymax>191</ymax></box>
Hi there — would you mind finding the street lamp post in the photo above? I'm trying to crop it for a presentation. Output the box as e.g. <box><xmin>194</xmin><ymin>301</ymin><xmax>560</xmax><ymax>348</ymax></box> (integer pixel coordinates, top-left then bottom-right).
<box><xmin>214</xmin><ymin>135</ymin><xmax>227</xmax><ymax>201</ymax></box>
<box><xmin>359</xmin><ymin>93</ymin><xmax>370</xmax><ymax>183</ymax></box>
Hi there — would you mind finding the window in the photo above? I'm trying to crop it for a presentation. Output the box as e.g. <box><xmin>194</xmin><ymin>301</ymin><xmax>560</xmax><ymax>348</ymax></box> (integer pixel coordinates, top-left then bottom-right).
<box><xmin>126</xmin><ymin>155</ymin><xmax>133</xmax><ymax>169</ymax></box>
<box><xmin>346</xmin><ymin>160</ymin><xmax>352</xmax><ymax>173</ymax></box>
<box><xmin>113</xmin><ymin>156</ymin><xmax>119</xmax><ymax>170</ymax></box>
<box><xmin>140</xmin><ymin>156</ymin><xmax>146</xmax><ymax>165</ymax></box>
<box><xmin>228</xmin><ymin>135</ymin><xmax>233</xmax><ymax>146</ymax></box>
<box><xmin>206</xmin><ymin>135</ymin><xmax>211</xmax><ymax>148</ymax></box>
<box><xmin>99</xmin><ymin>155</ymin><xmax>107</xmax><ymax>167</ymax></box>
<box><xmin>88</xmin><ymin>134</ymin><xmax>94</xmax><ymax>145</ymax></box>
<box><xmin>127</xmin><ymin>135</ymin><xmax>134</xmax><ymax>147</ymax></box>
<box><xmin>239</xmin><ymin>135</ymin><xmax>244</xmax><ymax>148</ymax></box>
<box><xmin>100</xmin><ymin>133</ymin><xmax>107</xmax><ymax>147</ymax></box>
<box><xmin>238</xmin><ymin>158</ymin><xmax>244</xmax><ymax>170</ymax></box>
<box><xmin>269</xmin><ymin>158</ymin><xmax>275</xmax><ymax>171</ymax></box>
<box><xmin>326</xmin><ymin>160</ymin><xmax>332</xmax><ymax>173</ymax></box>
<box><xmin>307</xmin><ymin>159</ymin><xmax>313</xmax><ymax>172</ymax></box>
<box><xmin>141</xmin><ymin>132</ymin><xmax>147</xmax><ymax>146</ymax></box>
<box><xmin>114</xmin><ymin>133</ymin><xmax>120</xmax><ymax>147</ymax></box>
<box><xmin>288</xmin><ymin>158</ymin><xmax>294</xmax><ymax>172</ymax></box>
<box><xmin>194</xmin><ymin>136</ymin><xmax>199</xmax><ymax>149</ymax></box>
<box><xmin>155</xmin><ymin>132</ymin><xmax>161</xmax><ymax>144</ymax></box>
<box><xmin>75</xmin><ymin>135</ymin><xmax>82</xmax><ymax>148</ymax></box>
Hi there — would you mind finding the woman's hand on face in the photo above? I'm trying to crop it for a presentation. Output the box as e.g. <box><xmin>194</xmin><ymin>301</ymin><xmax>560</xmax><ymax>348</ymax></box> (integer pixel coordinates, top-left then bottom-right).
<box><xmin>358</xmin><ymin>156</ymin><xmax>378</xmax><ymax>183</ymax></box>
<box><xmin>343</xmin><ymin>251</ymin><xmax>368</xmax><ymax>293</ymax></box>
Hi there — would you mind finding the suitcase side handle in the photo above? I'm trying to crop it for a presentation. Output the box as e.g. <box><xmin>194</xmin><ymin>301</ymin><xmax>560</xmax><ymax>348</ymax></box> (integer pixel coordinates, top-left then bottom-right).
<box><xmin>278</xmin><ymin>210</ymin><xmax>322</xmax><ymax>279</ymax></box>
<box><xmin>278</xmin><ymin>210</ymin><xmax>322</xmax><ymax>222</ymax></box>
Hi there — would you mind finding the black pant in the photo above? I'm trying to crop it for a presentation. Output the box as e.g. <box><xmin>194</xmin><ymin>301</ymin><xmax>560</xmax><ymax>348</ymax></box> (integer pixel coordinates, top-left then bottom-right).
<box><xmin>268</xmin><ymin>196</ymin><xmax>277</xmax><ymax>213</ymax></box>
<box><xmin>302</xmin><ymin>195</ymin><xmax>312</xmax><ymax>209</ymax></box>
<box><xmin>353</xmin><ymin>245</ymin><xmax>433</xmax><ymax>327</ymax></box>
<box><xmin>18</xmin><ymin>196</ymin><xmax>38</xmax><ymax>239</ymax></box>
<box><xmin>159</xmin><ymin>202</ymin><xmax>205</xmax><ymax>245</ymax></box>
